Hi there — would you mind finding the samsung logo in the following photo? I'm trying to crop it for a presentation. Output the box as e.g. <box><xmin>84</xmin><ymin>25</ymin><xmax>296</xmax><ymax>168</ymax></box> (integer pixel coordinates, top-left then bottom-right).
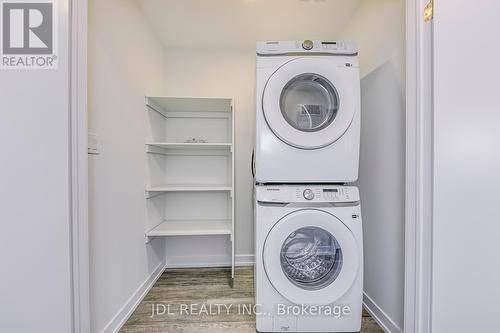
<box><xmin>266</xmin><ymin>188</ymin><xmax>280</xmax><ymax>192</ymax></box>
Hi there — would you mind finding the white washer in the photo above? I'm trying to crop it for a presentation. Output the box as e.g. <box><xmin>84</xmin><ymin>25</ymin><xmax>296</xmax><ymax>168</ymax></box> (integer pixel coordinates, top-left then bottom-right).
<box><xmin>255</xmin><ymin>40</ymin><xmax>360</xmax><ymax>183</ymax></box>
<box><xmin>254</xmin><ymin>184</ymin><xmax>363</xmax><ymax>332</ymax></box>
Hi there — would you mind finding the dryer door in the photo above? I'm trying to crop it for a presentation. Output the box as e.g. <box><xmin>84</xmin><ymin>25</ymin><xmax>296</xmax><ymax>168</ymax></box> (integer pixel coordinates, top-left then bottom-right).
<box><xmin>262</xmin><ymin>57</ymin><xmax>357</xmax><ymax>149</ymax></box>
<box><xmin>263</xmin><ymin>209</ymin><xmax>359</xmax><ymax>305</ymax></box>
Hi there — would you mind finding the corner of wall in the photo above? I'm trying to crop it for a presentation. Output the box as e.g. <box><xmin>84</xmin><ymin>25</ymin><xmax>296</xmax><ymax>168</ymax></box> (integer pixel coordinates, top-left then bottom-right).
<box><xmin>88</xmin><ymin>0</ymin><xmax>168</xmax><ymax>332</ymax></box>
<box><xmin>363</xmin><ymin>293</ymin><xmax>403</xmax><ymax>333</ymax></box>
<box><xmin>99</xmin><ymin>259</ymin><xmax>166</xmax><ymax>333</ymax></box>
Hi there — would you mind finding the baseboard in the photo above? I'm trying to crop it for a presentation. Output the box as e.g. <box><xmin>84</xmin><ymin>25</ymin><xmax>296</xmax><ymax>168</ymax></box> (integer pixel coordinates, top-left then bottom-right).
<box><xmin>363</xmin><ymin>293</ymin><xmax>402</xmax><ymax>333</ymax></box>
<box><xmin>166</xmin><ymin>254</ymin><xmax>255</xmax><ymax>268</ymax></box>
<box><xmin>99</xmin><ymin>255</ymin><xmax>254</xmax><ymax>333</ymax></box>
<box><xmin>234</xmin><ymin>254</ymin><xmax>255</xmax><ymax>266</ymax></box>
<box><xmin>99</xmin><ymin>260</ymin><xmax>166</xmax><ymax>333</ymax></box>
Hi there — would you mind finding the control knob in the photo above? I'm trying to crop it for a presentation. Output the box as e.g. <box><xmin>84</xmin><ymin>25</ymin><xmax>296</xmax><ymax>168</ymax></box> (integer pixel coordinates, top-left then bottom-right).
<box><xmin>303</xmin><ymin>189</ymin><xmax>314</xmax><ymax>200</ymax></box>
<box><xmin>302</xmin><ymin>40</ymin><xmax>314</xmax><ymax>50</ymax></box>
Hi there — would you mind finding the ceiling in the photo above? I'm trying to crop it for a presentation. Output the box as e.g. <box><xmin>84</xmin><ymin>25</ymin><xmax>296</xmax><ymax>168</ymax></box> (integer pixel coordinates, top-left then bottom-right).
<box><xmin>136</xmin><ymin>0</ymin><xmax>361</xmax><ymax>49</ymax></box>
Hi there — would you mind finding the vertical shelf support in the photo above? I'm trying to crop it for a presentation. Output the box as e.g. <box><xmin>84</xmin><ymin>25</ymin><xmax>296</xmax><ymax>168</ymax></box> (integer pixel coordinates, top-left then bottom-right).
<box><xmin>230</xmin><ymin>99</ymin><xmax>235</xmax><ymax>281</ymax></box>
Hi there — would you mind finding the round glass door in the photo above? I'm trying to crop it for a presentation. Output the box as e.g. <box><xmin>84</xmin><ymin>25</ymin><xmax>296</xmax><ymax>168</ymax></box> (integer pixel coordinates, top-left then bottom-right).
<box><xmin>280</xmin><ymin>74</ymin><xmax>339</xmax><ymax>132</ymax></box>
<box><xmin>280</xmin><ymin>227</ymin><xmax>342</xmax><ymax>290</ymax></box>
<box><xmin>263</xmin><ymin>209</ymin><xmax>359</xmax><ymax>305</ymax></box>
<box><xmin>262</xmin><ymin>57</ymin><xmax>357</xmax><ymax>149</ymax></box>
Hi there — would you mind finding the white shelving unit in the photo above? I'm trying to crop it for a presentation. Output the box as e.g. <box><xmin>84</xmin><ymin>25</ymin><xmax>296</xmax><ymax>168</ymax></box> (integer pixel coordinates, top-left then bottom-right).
<box><xmin>144</xmin><ymin>96</ymin><xmax>235</xmax><ymax>279</ymax></box>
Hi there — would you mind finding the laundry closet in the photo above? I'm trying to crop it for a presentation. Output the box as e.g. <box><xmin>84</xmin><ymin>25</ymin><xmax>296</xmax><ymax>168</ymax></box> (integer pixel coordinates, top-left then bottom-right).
<box><xmin>88</xmin><ymin>1</ymin><xmax>405</xmax><ymax>332</ymax></box>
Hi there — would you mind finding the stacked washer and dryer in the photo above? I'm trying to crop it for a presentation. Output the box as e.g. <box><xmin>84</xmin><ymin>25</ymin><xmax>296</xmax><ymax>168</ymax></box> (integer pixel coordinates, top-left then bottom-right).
<box><xmin>254</xmin><ymin>40</ymin><xmax>363</xmax><ymax>332</ymax></box>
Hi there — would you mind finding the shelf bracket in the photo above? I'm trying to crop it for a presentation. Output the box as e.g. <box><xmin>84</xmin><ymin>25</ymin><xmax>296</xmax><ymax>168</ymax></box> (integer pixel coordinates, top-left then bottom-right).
<box><xmin>145</xmin><ymin>234</ymin><xmax>154</xmax><ymax>244</ymax></box>
<box><xmin>145</xmin><ymin>191</ymin><xmax>165</xmax><ymax>199</ymax></box>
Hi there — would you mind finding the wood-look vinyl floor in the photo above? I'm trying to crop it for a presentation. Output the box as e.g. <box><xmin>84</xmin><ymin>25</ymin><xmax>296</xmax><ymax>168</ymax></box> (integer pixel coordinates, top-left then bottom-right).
<box><xmin>119</xmin><ymin>267</ymin><xmax>383</xmax><ymax>333</ymax></box>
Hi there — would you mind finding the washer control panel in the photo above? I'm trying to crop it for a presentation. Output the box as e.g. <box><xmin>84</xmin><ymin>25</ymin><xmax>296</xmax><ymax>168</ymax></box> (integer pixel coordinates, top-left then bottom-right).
<box><xmin>256</xmin><ymin>185</ymin><xmax>359</xmax><ymax>203</ymax></box>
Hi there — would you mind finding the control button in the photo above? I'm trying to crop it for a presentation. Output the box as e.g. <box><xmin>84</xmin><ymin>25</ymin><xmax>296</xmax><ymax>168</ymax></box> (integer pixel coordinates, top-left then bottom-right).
<box><xmin>303</xmin><ymin>189</ymin><xmax>314</xmax><ymax>200</ymax></box>
<box><xmin>302</xmin><ymin>40</ymin><xmax>314</xmax><ymax>50</ymax></box>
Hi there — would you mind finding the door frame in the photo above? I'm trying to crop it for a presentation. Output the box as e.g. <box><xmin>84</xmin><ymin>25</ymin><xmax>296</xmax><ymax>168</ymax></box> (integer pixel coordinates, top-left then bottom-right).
<box><xmin>70</xmin><ymin>0</ymin><xmax>90</xmax><ymax>332</ymax></box>
<box><xmin>69</xmin><ymin>1</ymin><xmax>433</xmax><ymax>332</ymax></box>
<box><xmin>404</xmin><ymin>0</ymin><xmax>434</xmax><ymax>332</ymax></box>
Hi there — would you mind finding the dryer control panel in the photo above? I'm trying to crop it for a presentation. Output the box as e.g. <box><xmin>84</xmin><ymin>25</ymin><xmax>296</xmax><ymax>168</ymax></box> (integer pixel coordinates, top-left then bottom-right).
<box><xmin>256</xmin><ymin>185</ymin><xmax>359</xmax><ymax>204</ymax></box>
<box><xmin>256</xmin><ymin>40</ymin><xmax>358</xmax><ymax>56</ymax></box>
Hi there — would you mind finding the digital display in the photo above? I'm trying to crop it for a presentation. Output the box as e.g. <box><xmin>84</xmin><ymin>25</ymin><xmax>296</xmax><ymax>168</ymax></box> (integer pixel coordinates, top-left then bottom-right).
<box><xmin>322</xmin><ymin>41</ymin><xmax>337</xmax><ymax>45</ymax></box>
<box><xmin>323</xmin><ymin>189</ymin><xmax>339</xmax><ymax>193</ymax></box>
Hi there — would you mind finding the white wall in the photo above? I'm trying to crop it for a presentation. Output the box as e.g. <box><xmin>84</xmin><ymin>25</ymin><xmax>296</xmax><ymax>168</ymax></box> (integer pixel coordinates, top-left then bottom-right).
<box><xmin>0</xmin><ymin>1</ymin><xmax>72</xmax><ymax>332</ymax></box>
<box><xmin>341</xmin><ymin>0</ymin><xmax>405</xmax><ymax>81</ymax></box>
<box><xmin>358</xmin><ymin>62</ymin><xmax>405</xmax><ymax>332</ymax></box>
<box><xmin>162</xmin><ymin>48</ymin><xmax>256</xmax><ymax>261</ymax></box>
<box><xmin>342</xmin><ymin>0</ymin><xmax>406</xmax><ymax>331</ymax></box>
<box><xmin>137</xmin><ymin>0</ymin><xmax>361</xmax><ymax>50</ymax></box>
<box><xmin>431</xmin><ymin>1</ymin><xmax>500</xmax><ymax>331</ymax></box>
<box><xmin>88</xmin><ymin>0</ymin><xmax>167</xmax><ymax>332</ymax></box>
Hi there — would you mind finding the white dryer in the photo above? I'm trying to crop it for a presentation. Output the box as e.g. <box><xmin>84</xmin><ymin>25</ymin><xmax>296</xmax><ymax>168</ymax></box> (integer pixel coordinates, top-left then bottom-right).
<box><xmin>254</xmin><ymin>184</ymin><xmax>363</xmax><ymax>332</ymax></box>
<box><xmin>255</xmin><ymin>40</ymin><xmax>360</xmax><ymax>183</ymax></box>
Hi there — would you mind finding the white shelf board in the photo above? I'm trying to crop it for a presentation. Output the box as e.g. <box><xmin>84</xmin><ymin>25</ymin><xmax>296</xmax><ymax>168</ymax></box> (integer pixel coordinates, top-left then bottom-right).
<box><xmin>146</xmin><ymin>142</ymin><xmax>232</xmax><ymax>150</ymax></box>
<box><xmin>146</xmin><ymin>96</ymin><xmax>232</xmax><ymax>114</ymax></box>
<box><xmin>146</xmin><ymin>220</ymin><xmax>232</xmax><ymax>237</ymax></box>
<box><xmin>146</xmin><ymin>184</ymin><xmax>232</xmax><ymax>193</ymax></box>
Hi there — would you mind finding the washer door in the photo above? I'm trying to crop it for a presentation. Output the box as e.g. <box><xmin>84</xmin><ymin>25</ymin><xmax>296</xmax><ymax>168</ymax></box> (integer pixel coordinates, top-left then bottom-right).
<box><xmin>263</xmin><ymin>209</ymin><xmax>359</xmax><ymax>305</ymax></box>
<box><xmin>262</xmin><ymin>57</ymin><xmax>356</xmax><ymax>149</ymax></box>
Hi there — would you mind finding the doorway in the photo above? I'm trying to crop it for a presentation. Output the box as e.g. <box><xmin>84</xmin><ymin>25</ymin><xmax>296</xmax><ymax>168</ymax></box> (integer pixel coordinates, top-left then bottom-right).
<box><xmin>70</xmin><ymin>1</ymin><xmax>431</xmax><ymax>332</ymax></box>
